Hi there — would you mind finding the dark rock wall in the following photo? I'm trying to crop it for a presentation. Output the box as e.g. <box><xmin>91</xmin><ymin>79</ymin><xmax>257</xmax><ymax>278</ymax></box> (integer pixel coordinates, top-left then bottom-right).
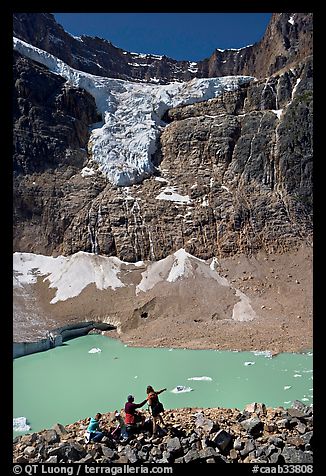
<box><xmin>13</xmin><ymin>13</ymin><xmax>312</xmax><ymax>83</ymax></box>
<box><xmin>12</xmin><ymin>13</ymin><xmax>313</xmax><ymax>260</ymax></box>
<box><xmin>12</xmin><ymin>13</ymin><xmax>193</xmax><ymax>84</ymax></box>
<box><xmin>13</xmin><ymin>51</ymin><xmax>103</xmax><ymax>254</ymax></box>
<box><xmin>13</xmin><ymin>51</ymin><xmax>312</xmax><ymax>260</ymax></box>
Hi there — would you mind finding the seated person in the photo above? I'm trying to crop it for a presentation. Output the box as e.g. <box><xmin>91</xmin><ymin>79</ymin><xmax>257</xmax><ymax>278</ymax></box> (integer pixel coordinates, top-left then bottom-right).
<box><xmin>109</xmin><ymin>410</ymin><xmax>127</xmax><ymax>440</ymax></box>
<box><xmin>85</xmin><ymin>412</ymin><xmax>105</xmax><ymax>443</ymax></box>
<box><xmin>124</xmin><ymin>394</ymin><xmax>147</xmax><ymax>429</ymax></box>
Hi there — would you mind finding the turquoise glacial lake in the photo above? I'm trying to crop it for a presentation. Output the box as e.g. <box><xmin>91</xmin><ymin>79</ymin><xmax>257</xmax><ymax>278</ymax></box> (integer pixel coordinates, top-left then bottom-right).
<box><xmin>13</xmin><ymin>335</ymin><xmax>313</xmax><ymax>435</ymax></box>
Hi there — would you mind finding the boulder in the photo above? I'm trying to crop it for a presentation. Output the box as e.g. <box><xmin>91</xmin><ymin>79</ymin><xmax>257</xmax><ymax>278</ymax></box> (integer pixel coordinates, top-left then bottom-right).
<box><xmin>267</xmin><ymin>436</ymin><xmax>284</xmax><ymax>447</ymax></box>
<box><xmin>301</xmin><ymin>431</ymin><xmax>313</xmax><ymax>448</ymax></box>
<box><xmin>296</xmin><ymin>422</ymin><xmax>307</xmax><ymax>434</ymax></box>
<box><xmin>43</xmin><ymin>429</ymin><xmax>60</xmax><ymax>444</ymax></box>
<box><xmin>287</xmin><ymin>408</ymin><xmax>307</xmax><ymax>419</ymax></box>
<box><xmin>125</xmin><ymin>447</ymin><xmax>138</xmax><ymax>463</ymax></box>
<box><xmin>166</xmin><ymin>437</ymin><xmax>182</xmax><ymax>454</ymax></box>
<box><xmin>150</xmin><ymin>447</ymin><xmax>162</xmax><ymax>458</ymax></box>
<box><xmin>240</xmin><ymin>417</ymin><xmax>263</xmax><ymax>436</ymax></box>
<box><xmin>269</xmin><ymin>450</ymin><xmax>282</xmax><ymax>463</ymax></box>
<box><xmin>276</xmin><ymin>418</ymin><xmax>291</xmax><ymax>429</ymax></box>
<box><xmin>195</xmin><ymin>413</ymin><xmax>216</xmax><ymax>433</ymax></box>
<box><xmin>101</xmin><ymin>446</ymin><xmax>116</xmax><ymax>460</ymax></box>
<box><xmin>291</xmin><ymin>400</ymin><xmax>313</xmax><ymax>415</ymax></box>
<box><xmin>240</xmin><ymin>439</ymin><xmax>255</xmax><ymax>457</ymax></box>
<box><xmin>199</xmin><ymin>446</ymin><xmax>219</xmax><ymax>460</ymax></box>
<box><xmin>287</xmin><ymin>436</ymin><xmax>305</xmax><ymax>448</ymax></box>
<box><xmin>52</xmin><ymin>423</ymin><xmax>69</xmax><ymax>438</ymax></box>
<box><xmin>281</xmin><ymin>447</ymin><xmax>313</xmax><ymax>463</ymax></box>
<box><xmin>23</xmin><ymin>446</ymin><xmax>36</xmax><ymax>457</ymax></box>
<box><xmin>233</xmin><ymin>438</ymin><xmax>244</xmax><ymax>450</ymax></box>
<box><xmin>184</xmin><ymin>448</ymin><xmax>202</xmax><ymax>463</ymax></box>
<box><xmin>58</xmin><ymin>442</ymin><xmax>86</xmax><ymax>461</ymax></box>
<box><xmin>211</xmin><ymin>429</ymin><xmax>233</xmax><ymax>451</ymax></box>
<box><xmin>229</xmin><ymin>448</ymin><xmax>238</xmax><ymax>460</ymax></box>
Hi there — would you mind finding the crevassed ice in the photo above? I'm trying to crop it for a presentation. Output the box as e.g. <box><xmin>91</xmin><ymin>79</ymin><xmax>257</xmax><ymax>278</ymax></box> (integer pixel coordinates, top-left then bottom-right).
<box><xmin>13</xmin><ymin>37</ymin><xmax>254</xmax><ymax>187</ymax></box>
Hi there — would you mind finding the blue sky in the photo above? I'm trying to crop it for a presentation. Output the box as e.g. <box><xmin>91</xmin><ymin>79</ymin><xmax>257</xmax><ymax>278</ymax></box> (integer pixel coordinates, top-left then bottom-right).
<box><xmin>53</xmin><ymin>13</ymin><xmax>272</xmax><ymax>61</ymax></box>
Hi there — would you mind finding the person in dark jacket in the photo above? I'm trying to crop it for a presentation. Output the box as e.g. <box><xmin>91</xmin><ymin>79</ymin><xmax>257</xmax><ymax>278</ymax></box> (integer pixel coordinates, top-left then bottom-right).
<box><xmin>146</xmin><ymin>385</ymin><xmax>167</xmax><ymax>435</ymax></box>
<box><xmin>124</xmin><ymin>395</ymin><xmax>147</xmax><ymax>427</ymax></box>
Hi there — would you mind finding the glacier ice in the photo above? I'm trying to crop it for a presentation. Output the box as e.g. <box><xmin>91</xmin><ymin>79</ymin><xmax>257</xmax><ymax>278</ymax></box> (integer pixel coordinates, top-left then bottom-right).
<box><xmin>13</xmin><ymin>37</ymin><xmax>254</xmax><ymax>187</ymax></box>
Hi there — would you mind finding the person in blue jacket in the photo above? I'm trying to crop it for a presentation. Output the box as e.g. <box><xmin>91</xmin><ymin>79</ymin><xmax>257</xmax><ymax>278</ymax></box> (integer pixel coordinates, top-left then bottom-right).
<box><xmin>85</xmin><ymin>412</ymin><xmax>105</xmax><ymax>443</ymax></box>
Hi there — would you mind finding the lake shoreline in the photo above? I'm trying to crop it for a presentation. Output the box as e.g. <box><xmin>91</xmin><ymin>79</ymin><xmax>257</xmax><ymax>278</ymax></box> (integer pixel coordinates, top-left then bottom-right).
<box><xmin>14</xmin><ymin>320</ymin><xmax>313</xmax><ymax>359</ymax></box>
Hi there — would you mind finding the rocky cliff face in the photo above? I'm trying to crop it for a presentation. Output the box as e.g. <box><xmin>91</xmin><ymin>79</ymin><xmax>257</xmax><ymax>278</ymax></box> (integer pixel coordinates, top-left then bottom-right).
<box><xmin>13</xmin><ymin>13</ymin><xmax>312</xmax><ymax>83</ymax></box>
<box><xmin>12</xmin><ymin>13</ymin><xmax>313</xmax><ymax>260</ymax></box>
<box><xmin>13</xmin><ymin>13</ymin><xmax>195</xmax><ymax>84</ymax></box>
<box><xmin>199</xmin><ymin>13</ymin><xmax>313</xmax><ymax>79</ymax></box>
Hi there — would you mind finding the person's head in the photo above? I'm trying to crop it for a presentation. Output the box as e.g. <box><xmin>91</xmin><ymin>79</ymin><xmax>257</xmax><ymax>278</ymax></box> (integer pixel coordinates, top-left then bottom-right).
<box><xmin>95</xmin><ymin>412</ymin><xmax>102</xmax><ymax>420</ymax></box>
<box><xmin>146</xmin><ymin>385</ymin><xmax>154</xmax><ymax>394</ymax></box>
<box><xmin>127</xmin><ymin>395</ymin><xmax>134</xmax><ymax>403</ymax></box>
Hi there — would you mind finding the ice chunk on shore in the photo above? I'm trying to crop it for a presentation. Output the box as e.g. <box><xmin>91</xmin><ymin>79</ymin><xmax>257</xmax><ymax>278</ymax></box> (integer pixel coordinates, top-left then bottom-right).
<box><xmin>171</xmin><ymin>386</ymin><xmax>193</xmax><ymax>393</ymax></box>
<box><xmin>88</xmin><ymin>347</ymin><xmax>102</xmax><ymax>353</ymax></box>
<box><xmin>252</xmin><ymin>350</ymin><xmax>273</xmax><ymax>358</ymax></box>
<box><xmin>187</xmin><ymin>376</ymin><xmax>212</xmax><ymax>381</ymax></box>
<box><xmin>13</xmin><ymin>417</ymin><xmax>30</xmax><ymax>432</ymax></box>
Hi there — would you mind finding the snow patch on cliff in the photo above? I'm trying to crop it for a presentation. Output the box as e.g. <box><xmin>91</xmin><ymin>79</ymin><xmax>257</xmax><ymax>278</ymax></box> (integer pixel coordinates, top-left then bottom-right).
<box><xmin>136</xmin><ymin>248</ymin><xmax>229</xmax><ymax>293</ymax></box>
<box><xmin>13</xmin><ymin>251</ymin><xmax>125</xmax><ymax>303</ymax></box>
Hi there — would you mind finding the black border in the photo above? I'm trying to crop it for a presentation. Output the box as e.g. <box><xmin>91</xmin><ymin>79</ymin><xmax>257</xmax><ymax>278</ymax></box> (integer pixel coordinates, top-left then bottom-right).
<box><xmin>5</xmin><ymin>2</ymin><xmax>321</xmax><ymax>474</ymax></box>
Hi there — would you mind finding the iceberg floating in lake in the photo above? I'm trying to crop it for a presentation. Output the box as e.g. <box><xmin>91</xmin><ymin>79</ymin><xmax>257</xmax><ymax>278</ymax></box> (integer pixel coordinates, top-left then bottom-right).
<box><xmin>88</xmin><ymin>348</ymin><xmax>102</xmax><ymax>353</ymax></box>
<box><xmin>244</xmin><ymin>361</ymin><xmax>255</xmax><ymax>366</ymax></box>
<box><xmin>284</xmin><ymin>385</ymin><xmax>292</xmax><ymax>390</ymax></box>
<box><xmin>171</xmin><ymin>386</ymin><xmax>193</xmax><ymax>393</ymax></box>
<box><xmin>187</xmin><ymin>376</ymin><xmax>212</xmax><ymax>381</ymax></box>
<box><xmin>13</xmin><ymin>417</ymin><xmax>30</xmax><ymax>432</ymax></box>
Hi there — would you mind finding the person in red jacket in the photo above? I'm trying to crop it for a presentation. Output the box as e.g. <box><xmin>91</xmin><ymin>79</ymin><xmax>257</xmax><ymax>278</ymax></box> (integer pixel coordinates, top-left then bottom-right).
<box><xmin>124</xmin><ymin>394</ymin><xmax>147</xmax><ymax>428</ymax></box>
